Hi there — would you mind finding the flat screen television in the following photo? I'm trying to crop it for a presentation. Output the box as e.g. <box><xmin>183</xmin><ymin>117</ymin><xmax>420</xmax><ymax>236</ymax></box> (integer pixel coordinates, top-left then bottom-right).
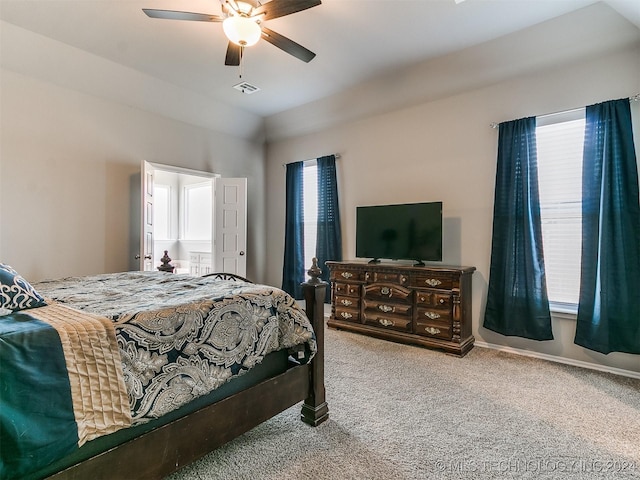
<box><xmin>356</xmin><ymin>202</ymin><xmax>442</xmax><ymax>265</ymax></box>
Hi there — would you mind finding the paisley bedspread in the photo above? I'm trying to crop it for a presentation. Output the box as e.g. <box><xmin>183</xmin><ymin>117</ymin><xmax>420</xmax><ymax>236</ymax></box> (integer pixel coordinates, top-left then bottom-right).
<box><xmin>34</xmin><ymin>272</ymin><xmax>317</xmax><ymax>424</ymax></box>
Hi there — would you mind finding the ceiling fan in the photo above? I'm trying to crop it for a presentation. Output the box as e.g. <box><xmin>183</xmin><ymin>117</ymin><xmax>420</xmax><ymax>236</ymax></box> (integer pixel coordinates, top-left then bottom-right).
<box><xmin>143</xmin><ymin>0</ymin><xmax>321</xmax><ymax>66</ymax></box>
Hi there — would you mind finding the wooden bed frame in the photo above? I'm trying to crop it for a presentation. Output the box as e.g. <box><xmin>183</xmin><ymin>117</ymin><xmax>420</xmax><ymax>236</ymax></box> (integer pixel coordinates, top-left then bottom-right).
<box><xmin>48</xmin><ymin>265</ymin><xmax>328</xmax><ymax>479</ymax></box>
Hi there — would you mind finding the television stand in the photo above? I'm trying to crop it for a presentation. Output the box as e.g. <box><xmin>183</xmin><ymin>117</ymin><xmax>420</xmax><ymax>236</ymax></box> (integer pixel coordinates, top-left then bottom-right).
<box><xmin>326</xmin><ymin>261</ymin><xmax>475</xmax><ymax>356</ymax></box>
<box><xmin>367</xmin><ymin>258</ymin><xmax>381</xmax><ymax>264</ymax></box>
<box><xmin>413</xmin><ymin>260</ymin><xmax>426</xmax><ymax>267</ymax></box>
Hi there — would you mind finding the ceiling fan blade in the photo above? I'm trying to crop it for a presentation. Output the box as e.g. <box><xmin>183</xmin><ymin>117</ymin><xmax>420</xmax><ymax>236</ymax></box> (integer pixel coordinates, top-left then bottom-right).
<box><xmin>225</xmin><ymin>42</ymin><xmax>242</xmax><ymax>66</ymax></box>
<box><xmin>253</xmin><ymin>0</ymin><xmax>321</xmax><ymax>21</ymax></box>
<box><xmin>261</xmin><ymin>27</ymin><xmax>316</xmax><ymax>62</ymax></box>
<box><xmin>142</xmin><ymin>9</ymin><xmax>223</xmax><ymax>22</ymax></box>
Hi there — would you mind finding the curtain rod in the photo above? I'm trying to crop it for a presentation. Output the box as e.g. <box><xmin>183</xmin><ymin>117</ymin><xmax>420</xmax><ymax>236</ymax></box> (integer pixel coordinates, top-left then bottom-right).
<box><xmin>282</xmin><ymin>153</ymin><xmax>341</xmax><ymax>168</ymax></box>
<box><xmin>489</xmin><ymin>94</ymin><xmax>640</xmax><ymax>129</ymax></box>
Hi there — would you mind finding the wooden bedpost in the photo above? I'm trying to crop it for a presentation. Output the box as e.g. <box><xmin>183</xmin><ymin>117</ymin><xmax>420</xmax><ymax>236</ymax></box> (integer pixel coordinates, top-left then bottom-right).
<box><xmin>300</xmin><ymin>258</ymin><xmax>329</xmax><ymax>426</ymax></box>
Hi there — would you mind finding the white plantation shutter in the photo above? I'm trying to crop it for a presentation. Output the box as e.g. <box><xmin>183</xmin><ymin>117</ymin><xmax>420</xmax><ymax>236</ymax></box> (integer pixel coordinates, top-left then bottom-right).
<box><xmin>536</xmin><ymin>111</ymin><xmax>585</xmax><ymax>311</ymax></box>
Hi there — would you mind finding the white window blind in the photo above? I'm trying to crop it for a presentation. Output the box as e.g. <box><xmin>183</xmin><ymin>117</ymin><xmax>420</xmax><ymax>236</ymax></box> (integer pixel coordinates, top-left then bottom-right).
<box><xmin>536</xmin><ymin>111</ymin><xmax>585</xmax><ymax>311</ymax></box>
<box><xmin>303</xmin><ymin>162</ymin><xmax>318</xmax><ymax>270</ymax></box>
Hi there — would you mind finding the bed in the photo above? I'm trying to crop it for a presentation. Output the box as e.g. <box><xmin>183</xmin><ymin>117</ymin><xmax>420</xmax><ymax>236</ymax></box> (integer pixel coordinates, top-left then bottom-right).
<box><xmin>0</xmin><ymin>261</ymin><xmax>328</xmax><ymax>480</ymax></box>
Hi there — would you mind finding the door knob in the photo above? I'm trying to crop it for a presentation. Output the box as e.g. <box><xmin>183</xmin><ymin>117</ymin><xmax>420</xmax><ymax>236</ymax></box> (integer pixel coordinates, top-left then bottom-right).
<box><xmin>135</xmin><ymin>254</ymin><xmax>140</xmax><ymax>260</ymax></box>
<box><xmin>239</xmin><ymin>251</ymin><xmax>245</xmax><ymax>256</ymax></box>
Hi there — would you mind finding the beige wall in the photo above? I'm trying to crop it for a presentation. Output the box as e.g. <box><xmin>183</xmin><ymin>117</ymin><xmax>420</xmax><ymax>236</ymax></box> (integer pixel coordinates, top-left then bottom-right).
<box><xmin>264</xmin><ymin>44</ymin><xmax>640</xmax><ymax>374</ymax></box>
<box><xmin>0</xmin><ymin>69</ymin><xmax>266</xmax><ymax>282</ymax></box>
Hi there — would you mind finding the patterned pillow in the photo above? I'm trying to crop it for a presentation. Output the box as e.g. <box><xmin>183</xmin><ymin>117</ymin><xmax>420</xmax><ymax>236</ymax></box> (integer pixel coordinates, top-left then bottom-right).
<box><xmin>0</xmin><ymin>263</ymin><xmax>47</xmax><ymax>313</ymax></box>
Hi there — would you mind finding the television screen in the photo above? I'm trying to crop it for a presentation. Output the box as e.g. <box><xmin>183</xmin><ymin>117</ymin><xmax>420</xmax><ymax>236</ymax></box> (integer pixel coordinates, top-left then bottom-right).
<box><xmin>356</xmin><ymin>202</ymin><xmax>442</xmax><ymax>264</ymax></box>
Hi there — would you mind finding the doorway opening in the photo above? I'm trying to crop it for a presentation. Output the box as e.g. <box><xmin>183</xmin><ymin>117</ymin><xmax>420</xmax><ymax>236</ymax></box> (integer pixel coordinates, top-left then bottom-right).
<box><xmin>135</xmin><ymin>161</ymin><xmax>247</xmax><ymax>277</ymax></box>
<box><xmin>153</xmin><ymin>169</ymin><xmax>213</xmax><ymax>274</ymax></box>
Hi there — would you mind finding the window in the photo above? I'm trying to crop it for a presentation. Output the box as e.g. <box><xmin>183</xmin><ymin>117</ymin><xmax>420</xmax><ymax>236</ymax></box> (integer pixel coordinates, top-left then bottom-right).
<box><xmin>183</xmin><ymin>182</ymin><xmax>212</xmax><ymax>241</ymax></box>
<box><xmin>303</xmin><ymin>161</ymin><xmax>318</xmax><ymax>270</ymax></box>
<box><xmin>536</xmin><ymin>109</ymin><xmax>585</xmax><ymax>312</ymax></box>
<box><xmin>154</xmin><ymin>184</ymin><xmax>171</xmax><ymax>240</ymax></box>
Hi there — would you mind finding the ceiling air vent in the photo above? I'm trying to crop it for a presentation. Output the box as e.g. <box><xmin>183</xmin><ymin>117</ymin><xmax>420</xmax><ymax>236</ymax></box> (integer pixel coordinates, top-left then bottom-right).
<box><xmin>233</xmin><ymin>81</ymin><xmax>260</xmax><ymax>94</ymax></box>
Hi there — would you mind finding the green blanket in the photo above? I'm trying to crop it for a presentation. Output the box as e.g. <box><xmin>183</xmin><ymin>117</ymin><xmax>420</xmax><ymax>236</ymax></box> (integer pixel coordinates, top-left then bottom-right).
<box><xmin>0</xmin><ymin>312</ymin><xmax>78</xmax><ymax>479</ymax></box>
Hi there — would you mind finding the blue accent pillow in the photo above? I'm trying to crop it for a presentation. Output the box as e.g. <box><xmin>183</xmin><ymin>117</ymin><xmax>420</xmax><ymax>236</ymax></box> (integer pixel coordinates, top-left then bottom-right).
<box><xmin>0</xmin><ymin>263</ymin><xmax>47</xmax><ymax>314</ymax></box>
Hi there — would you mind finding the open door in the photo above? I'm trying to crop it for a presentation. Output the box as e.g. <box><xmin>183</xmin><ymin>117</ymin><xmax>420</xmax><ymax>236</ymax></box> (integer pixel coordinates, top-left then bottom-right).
<box><xmin>140</xmin><ymin>160</ymin><xmax>155</xmax><ymax>271</ymax></box>
<box><xmin>214</xmin><ymin>178</ymin><xmax>247</xmax><ymax>277</ymax></box>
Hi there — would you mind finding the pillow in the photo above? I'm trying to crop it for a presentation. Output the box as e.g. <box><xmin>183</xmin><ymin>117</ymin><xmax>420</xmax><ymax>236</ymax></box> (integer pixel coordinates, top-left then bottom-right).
<box><xmin>0</xmin><ymin>263</ymin><xmax>47</xmax><ymax>313</ymax></box>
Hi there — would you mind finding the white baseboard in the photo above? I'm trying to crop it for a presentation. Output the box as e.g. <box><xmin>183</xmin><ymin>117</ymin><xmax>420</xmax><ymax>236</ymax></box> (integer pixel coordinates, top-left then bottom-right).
<box><xmin>314</xmin><ymin>299</ymin><xmax>638</xmax><ymax>379</ymax></box>
<box><xmin>474</xmin><ymin>341</ymin><xmax>640</xmax><ymax>380</ymax></box>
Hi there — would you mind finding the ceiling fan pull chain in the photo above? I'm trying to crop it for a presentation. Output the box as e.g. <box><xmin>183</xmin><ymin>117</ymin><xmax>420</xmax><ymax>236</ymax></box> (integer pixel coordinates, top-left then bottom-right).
<box><xmin>239</xmin><ymin>46</ymin><xmax>244</xmax><ymax>78</ymax></box>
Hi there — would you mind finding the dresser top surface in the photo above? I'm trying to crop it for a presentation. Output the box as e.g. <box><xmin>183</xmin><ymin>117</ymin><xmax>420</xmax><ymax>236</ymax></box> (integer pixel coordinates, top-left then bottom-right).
<box><xmin>326</xmin><ymin>261</ymin><xmax>476</xmax><ymax>274</ymax></box>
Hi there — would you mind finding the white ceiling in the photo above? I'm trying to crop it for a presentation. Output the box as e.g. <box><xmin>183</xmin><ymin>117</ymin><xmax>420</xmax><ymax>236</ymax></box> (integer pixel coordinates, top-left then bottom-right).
<box><xmin>1</xmin><ymin>0</ymin><xmax>639</xmax><ymax>131</ymax></box>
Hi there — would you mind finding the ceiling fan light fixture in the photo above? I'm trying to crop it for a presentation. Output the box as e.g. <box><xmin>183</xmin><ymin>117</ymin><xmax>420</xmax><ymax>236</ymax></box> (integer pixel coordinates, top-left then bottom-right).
<box><xmin>223</xmin><ymin>15</ymin><xmax>261</xmax><ymax>47</ymax></box>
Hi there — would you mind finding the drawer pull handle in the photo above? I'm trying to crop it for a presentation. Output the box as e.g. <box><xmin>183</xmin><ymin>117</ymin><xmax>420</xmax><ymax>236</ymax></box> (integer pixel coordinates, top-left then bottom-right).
<box><xmin>378</xmin><ymin>318</ymin><xmax>394</xmax><ymax>327</ymax></box>
<box><xmin>378</xmin><ymin>304</ymin><xmax>394</xmax><ymax>313</ymax></box>
<box><xmin>341</xmin><ymin>299</ymin><xmax>353</xmax><ymax>307</ymax></box>
<box><xmin>424</xmin><ymin>312</ymin><xmax>441</xmax><ymax>319</ymax></box>
<box><xmin>439</xmin><ymin>298</ymin><xmax>445</xmax><ymax>304</ymax></box>
<box><xmin>380</xmin><ymin>287</ymin><xmax>391</xmax><ymax>296</ymax></box>
<box><xmin>340</xmin><ymin>312</ymin><xmax>353</xmax><ymax>319</ymax></box>
<box><xmin>425</xmin><ymin>326</ymin><xmax>441</xmax><ymax>335</ymax></box>
<box><xmin>425</xmin><ymin>278</ymin><xmax>442</xmax><ymax>287</ymax></box>
<box><xmin>341</xmin><ymin>272</ymin><xmax>353</xmax><ymax>279</ymax></box>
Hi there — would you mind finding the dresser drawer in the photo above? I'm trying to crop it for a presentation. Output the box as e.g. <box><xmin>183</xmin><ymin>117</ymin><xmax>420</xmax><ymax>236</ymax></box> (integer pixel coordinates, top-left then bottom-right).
<box><xmin>334</xmin><ymin>282</ymin><xmax>360</xmax><ymax>297</ymax></box>
<box><xmin>332</xmin><ymin>269</ymin><xmax>365</xmax><ymax>282</ymax></box>
<box><xmin>335</xmin><ymin>296</ymin><xmax>359</xmax><ymax>309</ymax></box>
<box><xmin>411</xmin><ymin>273</ymin><xmax>454</xmax><ymax>290</ymax></box>
<box><xmin>363</xmin><ymin>299</ymin><xmax>412</xmax><ymax>316</ymax></box>
<box><xmin>416</xmin><ymin>306</ymin><xmax>451</xmax><ymax>323</ymax></box>
<box><xmin>415</xmin><ymin>317</ymin><xmax>453</xmax><ymax>340</ymax></box>
<box><xmin>363</xmin><ymin>284</ymin><xmax>412</xmax><ymax>303</ymax></box>
<box><xmin>363</xmin><ymin>313</ymin><xmax>412</xmax><ymax>332</ymax></box>
<box><xmin>365</xmin><ymin>271</ymin><xmax>409</xmax><ymax>286</ymax></box>
<box><xmin>334</xmin><ymin>306</ymin><xmax>360</xmax><ymax>322</ymax></box>
<box><xmin>416</xmin><ymin>292</ymin><xmax>452</xmax><ymax>308</ymax></box>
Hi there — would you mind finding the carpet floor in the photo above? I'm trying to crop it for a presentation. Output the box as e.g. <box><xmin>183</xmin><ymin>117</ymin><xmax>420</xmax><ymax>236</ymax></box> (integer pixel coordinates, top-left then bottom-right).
<box><xmin>167</xmin><ymin>325</ymin><xmax>640</xmax><ymax>480</ymax></box>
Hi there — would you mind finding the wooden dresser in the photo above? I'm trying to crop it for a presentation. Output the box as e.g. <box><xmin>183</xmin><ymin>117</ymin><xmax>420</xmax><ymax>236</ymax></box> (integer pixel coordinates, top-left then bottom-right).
<box><xmin>326</xmin><ymin>261</ymin><xmax>475</xmax><ymax>356</ymax></box>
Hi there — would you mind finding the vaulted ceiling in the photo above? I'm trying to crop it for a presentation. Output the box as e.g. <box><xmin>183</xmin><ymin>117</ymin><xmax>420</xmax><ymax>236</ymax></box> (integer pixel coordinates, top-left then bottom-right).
<box><xmin>2</xmin><ymin>0</ymin><xmax>639</xmax><ymax>140</ymax></box>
